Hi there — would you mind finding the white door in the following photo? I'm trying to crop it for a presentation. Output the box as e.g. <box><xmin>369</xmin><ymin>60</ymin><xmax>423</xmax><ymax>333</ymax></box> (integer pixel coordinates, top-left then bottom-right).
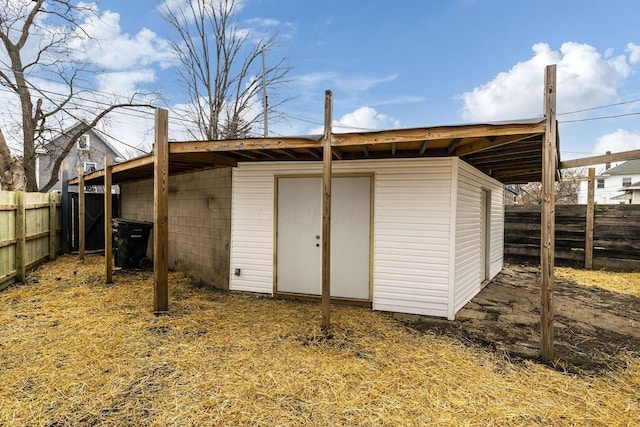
<box><xmin>276</xmin><ymin>176</ymin><xmax>371</xmax><ymax>300</ymax></box>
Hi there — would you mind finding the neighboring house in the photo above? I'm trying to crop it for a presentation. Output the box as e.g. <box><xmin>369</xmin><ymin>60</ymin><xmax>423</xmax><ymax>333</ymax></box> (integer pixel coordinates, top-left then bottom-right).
<box><xmin>36</xmin><ymin>122</ymin><xmax>123</xmax><ymax>192</ymax></box>
<box><xmin>577</xmin><ymin>159</ymin><xmax>640</xmax><ymax>204</ymax></box>
<box><xmin>504</xmin><ymin>184</ymin><xmax>519</xmax><ymax>205</ymax></box>
<box><xmin>610</xmin><ymin>180</ymin><xmax>640</xmax><ymax>204</ymax></box>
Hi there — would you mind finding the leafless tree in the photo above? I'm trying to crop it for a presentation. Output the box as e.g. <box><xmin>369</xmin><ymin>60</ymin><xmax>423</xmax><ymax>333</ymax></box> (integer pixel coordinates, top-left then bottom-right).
<box><xmin>518</xmin><ymin>167</ymin><xmax>585</xmax><ymax>205</ymax></box>
<box><xmin>159</xmin><ymin>0</ymin><xmax>291</xmax><ymax>140</ymax></box>
<box><xmin>0</xmin><ymin>0</ymin><xmax>154</xmax><ymax>192</ymax></box>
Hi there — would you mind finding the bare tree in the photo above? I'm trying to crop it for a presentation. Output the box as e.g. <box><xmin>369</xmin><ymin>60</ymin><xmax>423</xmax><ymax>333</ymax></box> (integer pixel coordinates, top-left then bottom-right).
<box><xmin>518</xmin><ymin>167</ymin><xmax>585</xmax><ymax>205</ymax></box>
<box><xmin>159</xmin><ymin>0</ymin><xmax>291</xmax><ymax>140</ymax></box>
<box><xmin>0</xmin><ymin>0</ymin><xmax>154</xmax><ymax>192</ymax></box>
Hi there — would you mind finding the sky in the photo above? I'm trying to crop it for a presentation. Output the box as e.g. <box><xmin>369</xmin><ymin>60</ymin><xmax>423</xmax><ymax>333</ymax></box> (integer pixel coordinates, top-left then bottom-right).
<box><xmin>3</xmin><ymin>0</ymin><xmax>640</xmax><ymax>162</ymax></box>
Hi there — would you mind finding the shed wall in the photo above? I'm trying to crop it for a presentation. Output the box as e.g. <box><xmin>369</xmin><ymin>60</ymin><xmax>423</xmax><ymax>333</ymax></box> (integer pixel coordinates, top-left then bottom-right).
<box><xmin>119</xmin><ymin>167</ymin><xmax>232</xmax><ymax>289</ymax></box>
<box><xmin>229</xmin><ymin>158</ymin><xmax>456</xmax><ymax>318</ymax></box>
<box><xmin>453</xmin><ymin>161</ymin><xmax>504</xmax><ymax>314</ymax></box>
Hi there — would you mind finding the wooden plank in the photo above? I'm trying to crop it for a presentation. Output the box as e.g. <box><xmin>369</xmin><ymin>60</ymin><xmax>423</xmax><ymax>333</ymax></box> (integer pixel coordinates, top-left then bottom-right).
<box><xmin>585</xmin><ymin>168</ymin><xmax>595</xmax><ymax>269</ymax></box>
<box><xmin>540</xmin><ymin>64</ymin><xmax>557</xmax><ymax>362</ymax></box>
<box><xmin>0</xmin><ymin>238</ymin><xmax>17</xmax><ymax>248</ymax></box>
<box><xmin>78</xmin><ymin>169</ymin><xmax>85</xmax><ymax>261</ymax></box>
<box><xmin>332</xmin><ymin>121</ymin><xmax>546</xmax><ymax>147</ymax></box>
<box><xmin>418</xmin><ymin>141</ymin><xmax>428</xmax><ymax>155</ymax></box>
<box><xmin>26</xmin><ymin>230</ymin><xmax>51</xmax><ymax>241</ymax></box>
<box><xmin>559</xmin><ymin>148</ymin><xmax>640</xmax><ymax>169</ymax></box>
<box><xmin>61</xmin><ymin>163</ymin><xmax>69</xmax><ymax>253</ymax></box>
<box><xmin>0</xmin><ymin>271</ymin><xmax>17</xmax><ymax>290</ymax></box>
<box><xmin>16</xmin><ymin>191</ymin><xmax>25</xmax><ymax>282</ymax></box>
<box><xmin>0</xmin><ymin>204</ymin><xmax>17</xmax><ymax>210</ymax></box>
<box><xmin>105</xmin><ymin>157</ymin><xmax>113</xmax><ymax>284</ymax></box>
<box><xmin>154</xmin><ymin>108</ymin><xmax>169</xmax><ymax>312</ymax></box>
<box><xmin>171</xmin><ymin>137</ymin><xmax>320</xmax><ymax>153</ymax></box>
<box><xmin>321</xmin><ymin>91</ymin><xmax>333</xmax><ymax>331</ymax></box>
<box><xmin>49</xmin><ymin>193</ymin><xmax>57</xmax><ymax>261</ymax></box>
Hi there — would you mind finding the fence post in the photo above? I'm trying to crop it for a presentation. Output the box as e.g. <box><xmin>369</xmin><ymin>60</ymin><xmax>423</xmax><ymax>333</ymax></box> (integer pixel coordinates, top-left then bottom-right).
<box><xmin>49</xmin><ymin>192</ymin><xmax>57</xmax><ymax>261</ymax></box>
<box><xmin>61</xmin><ymin>163</ymin><xmax>69</xmax><ymax>253</ymax></box>
<box><xmin>105</xmin><ymin>156</ymin><xmax>113</xmax><ymax>284</ymax></box>
<box><xmin>78</xmin><ymin>168</ymin><xmax>85</xmax><ymax>261</ymax></box>
<box><xmin>16</xmin><ymin>191</ymin><xmax>26</xmax><ymax>282</ymax></box>
<box><xmin>585</xmin><ymin>168</ymin><xmax>595</xmax><ymax>269</ymax></box>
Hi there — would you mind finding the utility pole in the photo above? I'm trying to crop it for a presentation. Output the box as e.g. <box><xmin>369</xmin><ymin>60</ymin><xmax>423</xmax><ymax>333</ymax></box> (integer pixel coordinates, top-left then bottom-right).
<box><xmin>261</xmin><ymin>45</ymin><xmax>268</xmax><ymax>137</ymax></box>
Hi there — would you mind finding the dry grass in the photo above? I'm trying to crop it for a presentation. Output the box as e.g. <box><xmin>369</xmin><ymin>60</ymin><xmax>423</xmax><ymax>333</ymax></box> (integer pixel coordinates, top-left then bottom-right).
<box><xmin>556</xmin><ymin>267</ymin><xmax>640</xmax><ymax>297</ymax></box>
<box><xmin>0</xmin><ymin>255</ymin><xmax>638</xmax><ymax>426</ymax></box>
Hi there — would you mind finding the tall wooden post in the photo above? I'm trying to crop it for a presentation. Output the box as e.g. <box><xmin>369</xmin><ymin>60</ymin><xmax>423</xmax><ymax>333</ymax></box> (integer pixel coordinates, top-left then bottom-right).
<box><xmin>541</xmin><ymin>64</ymin><xmax>557</xmax><ymax>361</ymax></box>
<box><xmin>61</xmin><ymin>163</ymin><xmax>69</xmax><ymax>253</ymax></box>
<box><xmin>48</xmin><ymin>192</ymin><xmax>57</xmax><ymax>261</ymax></box>
<box><xmin>77</xmin><ymin>168</ymin><xmax>85</xmax><ymax>260</ymax></box>
<box><xmin>16</xmin><ymin>191</ymin><xmax>25</xmax><ymax>282</ymax></box>
<box><xmin>105</xmin><ymin>157</ymin><xmax>113</xmax><ymax>283</ymax></box>
<box><xmin>154</xmin><ymin>108</ymin><xmax>169</xmax><ymax>312</ymax></box>
<box><xmin>585</xmin><ymin>168</ymin><xmax>595</xmax><ymax>269</ymax></box>
<box><xmin>321</xmin><ymin>90</ymin><xmax>333</xmax><ymax>331</ymax></box>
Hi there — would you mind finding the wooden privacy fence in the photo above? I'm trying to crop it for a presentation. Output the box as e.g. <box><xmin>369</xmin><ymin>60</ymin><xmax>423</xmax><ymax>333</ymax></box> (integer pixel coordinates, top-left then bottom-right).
<box><xmin>0</xmin><ymin>191</ymin><xmax>61</xmax><ymax>289</ymax></box>
<box><xmin>505</xmin><ymin>204</ymin><xmax>640</xmax><ymax>270</ymax></box>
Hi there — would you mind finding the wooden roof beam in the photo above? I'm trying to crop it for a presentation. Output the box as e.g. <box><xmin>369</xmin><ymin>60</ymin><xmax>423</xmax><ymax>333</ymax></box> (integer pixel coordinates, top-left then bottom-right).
<box><xmin>419</xmin><ymin>141</ymin><xmax>429</xmax><ymax>156</ymax></box>
<box><xmin>362</xmin><ymin>145</ymin><xmax>370</xmax><ymax>157</ymax></box>
<box><xmin>171</xmin><ymin>137</ymin><xmax>321</xmax><ymax>153</ymax></box>
<box><xmin>332</xmin><ymin>147</ymin><xmax>343</xmax><ymax>160</ymax></box>
<box><xmin>391</xmin><ymin>142</ymin><xmax>397</xmax><ymax>156</ymax></box>
<box><xmin>280</xmin><ymin>149</ymin><xmax>298</xmax><ymax>159</ymax></box>
<box><xmin>230</xmin><ymin>150</ymin><xmax>258</xmax><ymax>160</ymax></box>
<box><xmin>446</xmin><ymin>138</ymin><xmax>462</xmax><ymax>154</ymax></box>
<box><xmin>455</xmin><ymin>134</ymin><xmax>539</xmax><ymax>157</ymax></box>
<box><xmin>257</xmin><ymin>150</ymin><xmax>278</xmax><ymax>160</ymax></box>
<box><xmin>559</xmin><ymin>148</ymin><xmax>640</xmax><ymax>169</ymax></box>
<box><xmin>331</xmin><ymin>121</ymin><xmax>545</xmax><ymax>147</ymax></box>
<box><xmin>303</xmin><ymin>148</ymin><xmax>321</xmax><ymax>159</ymax></box>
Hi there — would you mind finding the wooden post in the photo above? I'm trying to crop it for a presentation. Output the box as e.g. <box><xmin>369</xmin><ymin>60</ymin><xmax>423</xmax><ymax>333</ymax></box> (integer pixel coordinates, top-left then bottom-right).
<box><xmin>105</xmin><ymin>157</ymin><xmax>113</xmax><ymax>284</ymax></box>
<box><xmin>78</xmin><ymin>168</ymin><xmax>85</xmax><ymax>260</ymax></box>
<box><xmin>48</xmin><ymin>192</ymin><xmax>57</xmax><ymax>261</ymax></box>
<box><xmin>154</xmin><ymin>108</ymin><xmax>169</xmax><ymax>312</ymax></box>
<box><xmin>321</xmin><ymin>90</ymin><xmax>333</xmax><ymax>331</ymax></box>
<box><xmin>585</xmin><ymin>168</ymin><xmax>595</xmax><ymax>269</ymax></box>
<box><xmin>540</xmin><ymin>64</ymin><xmax>557</xmax><ymax>361</ymax></box>
<box><xmin>61</xmin><ymin>163</ymin><xmax>69</xmax><ymax>253</ymax></box>
<box><xmin>16</xmin><ymin>191</ymin><xmax>26</xmax><ymax>282</ymax></box>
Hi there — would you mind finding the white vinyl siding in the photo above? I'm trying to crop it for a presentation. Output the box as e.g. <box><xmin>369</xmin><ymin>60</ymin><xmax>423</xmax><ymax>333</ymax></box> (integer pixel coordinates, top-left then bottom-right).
<box><xmin>229</xmin><ymin>158</ymin><xmax>456</xmax><ymax>317</ymax></box>
<box><xmin>229</xmin><ymin>169</ymin><xmax>275</xmax><ymax>294</ymax></box>
<box><xmin>453</xmin><ymin>161</ymin><xmax>504</xmax><ymax>314</ymax></box>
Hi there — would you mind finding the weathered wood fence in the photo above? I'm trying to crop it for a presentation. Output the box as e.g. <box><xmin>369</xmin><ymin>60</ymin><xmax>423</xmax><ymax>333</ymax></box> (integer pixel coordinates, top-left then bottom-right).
<box><xmin>505</xmin><ymin>204</ymin><xmax>640</xmax><ymax>270</ymax></box>
<box><xmin>0</xmin><ymin>191</ymin><xmax>61</xmax><ymax>289</ymax></box>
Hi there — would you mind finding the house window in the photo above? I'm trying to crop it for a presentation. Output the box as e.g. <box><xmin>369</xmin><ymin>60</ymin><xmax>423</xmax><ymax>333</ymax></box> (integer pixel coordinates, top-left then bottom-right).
<box><xmin>84</xmin><ymin>161</ymin><xmax>97</xmax><ymax>173</ymax></box>
<box><xmin>623</xmin><ymin>177</ymin><xmax>632</xmax><ymax>187</ymax></box>
<box><xmin>77</xmin><ymin>134</ymin><xmax>90</xmax><ymax>151</ymax></box>
<box><xmin>597</xmin><ymin>179</ymin><xmax>605</xmax><ymax>189</ymax></box>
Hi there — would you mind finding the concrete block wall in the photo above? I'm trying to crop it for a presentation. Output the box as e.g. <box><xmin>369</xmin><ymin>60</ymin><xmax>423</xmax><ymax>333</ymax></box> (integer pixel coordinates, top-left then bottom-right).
<box><xmin>119</xmin><ymin>167</ymin><xmax>232</xmax><ymax>289</ymax></box>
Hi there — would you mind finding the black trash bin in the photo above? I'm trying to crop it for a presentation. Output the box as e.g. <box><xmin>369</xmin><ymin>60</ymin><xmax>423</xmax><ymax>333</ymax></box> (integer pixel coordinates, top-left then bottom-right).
<box><xmin>112</xmin><ymin>218</ymin><xmax>153</xmax><ymax>268</ymax></box>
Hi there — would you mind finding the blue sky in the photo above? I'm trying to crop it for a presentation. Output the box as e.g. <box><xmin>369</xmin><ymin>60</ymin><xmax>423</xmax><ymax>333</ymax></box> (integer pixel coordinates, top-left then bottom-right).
<box><xmin>5</xmin><ymin>0</ymin><xmax>640</xmax><ymax>162</ymax></box>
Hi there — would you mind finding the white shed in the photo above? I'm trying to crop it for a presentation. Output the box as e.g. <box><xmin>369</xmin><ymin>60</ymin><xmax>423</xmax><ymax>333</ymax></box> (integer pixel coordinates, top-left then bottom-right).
<box><xmin>229</xmin><ymin>158</ymin><xmax>504</xmax><ymax>319</ymax></box>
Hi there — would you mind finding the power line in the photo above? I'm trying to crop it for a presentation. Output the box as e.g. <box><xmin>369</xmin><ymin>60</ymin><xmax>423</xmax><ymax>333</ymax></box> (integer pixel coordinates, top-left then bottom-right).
<box><xmin>558</xmin><ymin>97</ymin><xmax>640</xmax><ymax>116</ymax></box>
<box><xmin>559</xmin><ymin>111</ymin><xmax>640</xmax><ymax>123</ymax></box>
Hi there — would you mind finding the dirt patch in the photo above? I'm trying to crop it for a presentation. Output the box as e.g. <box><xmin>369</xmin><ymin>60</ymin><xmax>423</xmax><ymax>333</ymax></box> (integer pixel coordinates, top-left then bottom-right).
<box><xmin>398</xmin><ymin>264</ymin><xmax>640</xmax><ymax>373</ymax></box>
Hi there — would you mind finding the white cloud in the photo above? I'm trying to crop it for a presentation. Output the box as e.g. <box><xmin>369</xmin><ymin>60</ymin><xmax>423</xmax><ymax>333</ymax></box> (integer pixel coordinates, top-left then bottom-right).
<box><xmin>459</xmin><ymin>42</ymin><xmax>633</xmax><ymax>122</ymax></box>
<box><xmin>96</xmin><ymin>70</ymin><xmax>157</xmax><ymax>95</ymax></box>
<box><xmin>627</xmin><ymin>43</ymin><xmax>640</xmax><ymax>64</ymax></box>
<box><xmin>310</xmin><ymin>107</ymin><xmax>400</xmax><ymax>134</ymax></box>
<box><xmin>594</xmin><ymin>129</ymin><xmax>640</xmax><ymax>155</ymax></box>
<box><xmin>70</xmin><ymin>10</ymin><xmax>174</xmax><ymax>71</ymax></box>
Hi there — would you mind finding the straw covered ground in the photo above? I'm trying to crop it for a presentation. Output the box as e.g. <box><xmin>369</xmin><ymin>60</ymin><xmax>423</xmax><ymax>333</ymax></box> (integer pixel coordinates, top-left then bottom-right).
<box><xmin>0</xmin><ymin>255</ymin><xmax>639</xmax><ymax>426</ymax></box>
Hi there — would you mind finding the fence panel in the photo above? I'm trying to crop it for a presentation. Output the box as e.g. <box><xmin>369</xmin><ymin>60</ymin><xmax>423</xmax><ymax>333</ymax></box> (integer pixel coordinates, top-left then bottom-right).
<box><xmin>505</xmin><ymin>204</ymin><xmax>640</xmax><ymax>270</ymax></box>
<box><xmin>0</xmin><ymin>191</ymin><xmax>61</xmax><ymax>289</ymax></box>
